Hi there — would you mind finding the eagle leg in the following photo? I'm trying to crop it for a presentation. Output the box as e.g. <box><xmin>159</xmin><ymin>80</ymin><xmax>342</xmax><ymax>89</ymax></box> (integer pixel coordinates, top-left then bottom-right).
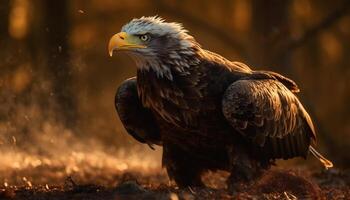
<box><xmin>162</xmin><ymin>144</ymin><xmax>205</xmax><ymax>187</ymax></box>
<box><xmin>226</xmin><ymin>145</ymin><xmax>265</xmax><ymax>193</ymax></box>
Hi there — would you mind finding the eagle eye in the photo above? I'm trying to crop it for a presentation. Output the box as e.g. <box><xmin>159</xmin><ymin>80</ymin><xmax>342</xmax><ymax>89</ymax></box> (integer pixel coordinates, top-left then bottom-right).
<box><xmin>139</xmin><ymin>34</ymin><xmax>150</xmax><ymax>42</ymax></box>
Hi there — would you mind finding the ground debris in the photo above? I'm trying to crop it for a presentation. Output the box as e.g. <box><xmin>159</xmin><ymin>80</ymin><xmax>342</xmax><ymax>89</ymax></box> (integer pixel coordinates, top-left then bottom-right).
<box><xmin>115</xmin><ymin>180</ymin><xmax>149</xmax><ymax>194</ymax></box>
<box><xmin>0</xmin><ymin>188</ymin><xmax>16</xmax><ymax>199</ymax></box>
<box><xmin>0</xmin><ymin>169</ymin><xmax>349</xmax><ymax>199</ymax></box>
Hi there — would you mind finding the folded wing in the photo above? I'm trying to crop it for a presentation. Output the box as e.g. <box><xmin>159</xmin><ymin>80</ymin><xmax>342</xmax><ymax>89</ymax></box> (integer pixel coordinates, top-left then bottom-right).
<box><xmin>115</xmin><ymin>77</ymin><xmax>161</xmax><ymax>147</ymax></box>
<box><xmin>222</xmin><ymin>79</ymin><xmax>316</xmax><ymax>159</ymax></box>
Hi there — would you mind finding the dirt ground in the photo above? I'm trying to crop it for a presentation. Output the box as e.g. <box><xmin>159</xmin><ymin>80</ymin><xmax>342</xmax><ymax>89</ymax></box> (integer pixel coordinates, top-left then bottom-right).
<box><xmin>0</xmin><ymin>145</ymin><xmax>348</xmax><ymax>200</ymax></box>
<box><xmin>0</xmin><ymin>167</ymin><xmax>349</xmax><ymax>200</ymax></box>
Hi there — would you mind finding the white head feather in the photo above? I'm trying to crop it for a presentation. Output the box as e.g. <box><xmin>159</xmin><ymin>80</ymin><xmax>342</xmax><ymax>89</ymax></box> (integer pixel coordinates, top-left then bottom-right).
<box><xmin>120</xmin><ymin>16</ymin><xmax>201</xmax><ymax>80</ymax></box>
<box><xmin>122</xmin><ymin>16</ymin><xmax>187</xmax><ymax>37</ymax></box>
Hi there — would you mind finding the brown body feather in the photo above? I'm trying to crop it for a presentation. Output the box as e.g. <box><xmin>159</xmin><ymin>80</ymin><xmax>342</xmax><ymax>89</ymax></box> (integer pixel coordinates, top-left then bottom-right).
<box><xmin>116</xmin><ymin>49</ymin><xmax>330</xmax><ymax>188</ymax></box>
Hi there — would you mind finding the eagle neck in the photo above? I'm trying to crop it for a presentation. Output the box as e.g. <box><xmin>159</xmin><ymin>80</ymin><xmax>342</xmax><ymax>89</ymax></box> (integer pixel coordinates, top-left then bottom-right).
<box><xmin>134</xmin><ymin>56</ymin><xmax>174</xmax><ymax>81</ymax></box>
<box><xmin>135</xmin><ymin>51</ymin><xmax>203</xmax><ymax>125</ymax></box>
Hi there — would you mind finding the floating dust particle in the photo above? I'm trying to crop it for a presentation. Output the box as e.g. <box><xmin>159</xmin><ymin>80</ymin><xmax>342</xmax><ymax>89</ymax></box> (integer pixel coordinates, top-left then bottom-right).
<box><xmin>4</xmin><ymin>182</ymin><xmax>8</xmax><ymax>187</ymax></box>
<box><xmin>45</xmin><ymin>184</ymin><xmax>49</xmax><ymax>190</ymax></box>
<box><xmin>12</xmin><ymin>136</ymin><xmax>16</xmax><ymax>145</ymax></box>
<box><xmin>78</xmin><ymin>10</ymin><xmax>84</xmax><ymax>14</ymax></box>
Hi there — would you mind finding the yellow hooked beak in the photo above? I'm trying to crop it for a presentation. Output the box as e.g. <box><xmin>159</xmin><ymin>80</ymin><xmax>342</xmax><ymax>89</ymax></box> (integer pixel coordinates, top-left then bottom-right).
<box><xmin>108</xmin><ymin>32</ymin><xmax>147</xmax><ymax>57</ymax></box>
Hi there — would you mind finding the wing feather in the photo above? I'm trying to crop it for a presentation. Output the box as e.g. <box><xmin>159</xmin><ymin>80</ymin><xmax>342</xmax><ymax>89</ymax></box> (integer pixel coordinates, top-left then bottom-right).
<box><xmin>222</xmin><ymin>79</ymin><xmax>315</xmax><ymax>159</ymax></box>
<box><xmin>115</xmin><ymin>77</ymin><xmax>161</xmax><ymax>145</ymax></box>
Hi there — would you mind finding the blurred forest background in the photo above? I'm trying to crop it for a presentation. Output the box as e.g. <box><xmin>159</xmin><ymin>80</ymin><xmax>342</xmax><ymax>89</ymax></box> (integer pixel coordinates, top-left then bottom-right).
<box><xmin>0</xmin><ymin>0</ymin><xmax>350</xmax><ymax>182</ymax></box>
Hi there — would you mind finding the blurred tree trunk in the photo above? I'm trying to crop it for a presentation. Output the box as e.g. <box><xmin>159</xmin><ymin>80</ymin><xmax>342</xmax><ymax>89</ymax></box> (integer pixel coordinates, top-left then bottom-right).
<box><xmin>0</xmin><ymin>0</ymin><xmax>10</xmax><ymax>122</ymax></box>
<box><xmin>0</xmin><ymin>0</ymin><xmax>10</xmax><ymax>40</ymax></box>
<box><xmin>43</xmin><ymin>0</ymin><xmax>76</xmax><ymax>127</ymax></box>
<box><xmin>0</xmin><ymin>0</ymin><xmax>11</xmax><ymax>60</ymax></box>
<box><xmin>251</xmin><ymin>0</ymin><xmax>291</xmax><ymax>74</ymax></box>
<box><xmin>28</xmin><ymin>0</ymin><xmax>76</xmax><ymax>128</ymax></box>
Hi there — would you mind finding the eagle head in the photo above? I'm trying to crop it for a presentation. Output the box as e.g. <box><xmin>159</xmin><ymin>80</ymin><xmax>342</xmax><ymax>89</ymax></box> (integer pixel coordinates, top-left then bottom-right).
<box><xmin>108</xmin><ymin>16</ymin><xmax>201</xmax><ymax>79</ymax></box>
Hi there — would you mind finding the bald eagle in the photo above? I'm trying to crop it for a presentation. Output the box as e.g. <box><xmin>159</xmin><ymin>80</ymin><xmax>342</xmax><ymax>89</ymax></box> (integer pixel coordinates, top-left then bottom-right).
<box><xmin>109</xmin><ymin>16</ymin><xmax>333</xmax><ymax>190</ymax></box>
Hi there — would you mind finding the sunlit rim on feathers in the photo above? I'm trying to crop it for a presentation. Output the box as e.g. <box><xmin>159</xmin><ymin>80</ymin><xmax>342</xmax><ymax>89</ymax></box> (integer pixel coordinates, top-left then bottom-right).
<box><xmin>122</xmin><ymin>16</ymin><xmax>189</xmax><ymax>37</ymax></box>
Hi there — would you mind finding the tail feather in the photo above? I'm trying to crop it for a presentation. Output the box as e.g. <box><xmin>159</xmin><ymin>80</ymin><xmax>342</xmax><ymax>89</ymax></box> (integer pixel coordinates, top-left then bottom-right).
<box><xmin>309</xmin><ymin>146</ymin><xmax>333</xmax><ymax>169</ymax></box>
